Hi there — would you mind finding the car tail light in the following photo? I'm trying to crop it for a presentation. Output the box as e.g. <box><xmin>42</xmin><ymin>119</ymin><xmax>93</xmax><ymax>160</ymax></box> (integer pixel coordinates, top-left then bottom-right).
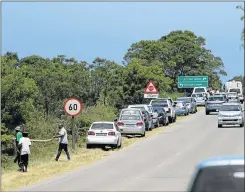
<box><xmin>88</xmin><ymin>131</ymin><xmax>95</xmax><ymax>135</ymax></box>
<box><xmin>117</xmin><ymin>122</ymin><xmax>124</xmax><ymax>126</ymax></box>
<box><xmin>108</xmin><ymin>132</ymin><xmax>115</xmax><ymax>136</ymax></box>
<box><xmin>137</xmin><ymin>122</ymin><xmax>143</xmax><ymax>126</ymax></box>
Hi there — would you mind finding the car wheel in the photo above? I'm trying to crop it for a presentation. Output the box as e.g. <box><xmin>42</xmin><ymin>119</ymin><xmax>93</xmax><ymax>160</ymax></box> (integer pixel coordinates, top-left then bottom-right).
<box><xmin>240</xmin><ymin>122</ymin><xmax>244</xmax><ymax>127</ymax></box>
<box><xmin>86</xmin><ymin>144</ymin><xmax>92</xmax><ymax>149</ymax></box>
<box><xmin>206</xmin><ymin>111</ymin><xmax>209</xmax><ymax>115</ymax></box>
<box><xmin>117</xmin><ymin>139</ymin><xmax>122</xmax><ymax>148</ymax></box>
<box><xmin>166</xmin><ymin>117</ymin><xmax>169</xmax><ymax>125</ymax></box>
<box><xmin>168</xmin><ymin>116</ymin><xmax>173</xmax><ymax>123</ymax></box>
<box><xmin>218</xmin><ymin>124</ymin><xmax>222</xmax><ymax>128</ymax></box>
<box><xmin>141</xmin><ymin>132</ymin><xmax>146</xmax><ymax>137</ymax></box>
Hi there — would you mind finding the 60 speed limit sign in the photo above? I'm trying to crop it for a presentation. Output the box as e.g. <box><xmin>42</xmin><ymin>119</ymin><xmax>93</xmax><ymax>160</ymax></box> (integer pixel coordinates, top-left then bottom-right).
<box><xmin>64</xmin><ymin>98</ymin><xmax>82</xmax><ymax>117</ymax></box>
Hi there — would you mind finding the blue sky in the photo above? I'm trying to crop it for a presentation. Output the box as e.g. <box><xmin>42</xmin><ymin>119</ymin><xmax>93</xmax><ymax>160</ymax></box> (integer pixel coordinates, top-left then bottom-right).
<box><xmin>2</xmin><ymin>2</ymin><xmax>244</xmax><ymax>83</ymax></box>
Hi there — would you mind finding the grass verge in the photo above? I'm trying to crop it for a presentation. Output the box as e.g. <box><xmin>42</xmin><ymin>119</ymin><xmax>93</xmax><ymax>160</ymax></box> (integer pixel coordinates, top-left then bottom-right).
<box><xmin>2</xmin><ymin>107</ymin><xmax>204</xmax><ymax>192</ymax></box>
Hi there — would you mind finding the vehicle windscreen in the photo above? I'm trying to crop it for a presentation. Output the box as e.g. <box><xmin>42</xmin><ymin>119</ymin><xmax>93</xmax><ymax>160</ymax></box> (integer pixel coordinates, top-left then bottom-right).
<box><xmin>152</xmin><ymin>103</ymin><xmax>168</xmax><ymax>108</ymax></box>
<box><xmin>152</xmin><ymin>107</ymin><xmax>163</xmax><ymax>112</ymax></box>
<box><xmin>229</xmin><ymin>89</ymin><xmax>241</xmax><ymax>94</ymax></box>
<box><xmin>177</xmin><ymin>98</ymin><xmax>191</xmax><ymax>103</ymax></box>
<box><xmin>151</xmin><ymin>100</ymin><xmax>167</xmax><ymax>105</ymax></box>
<box><xmin>190</xmin><ymin>165</ymin><xmax>244</xmax><ymax>192</ymax></box>
<box><xmin>208</xmin><ymin>97</ymin><xmax>224</xmax><ymax>101</ymax></box>
<box><xmin>121</xmin><ymin>110</ymin><xmax>141</xmax><ymax>115</ymax></box>
<box><xmin>91</xmin><ymin>123</ymin><xmax>113</xmax><ymax>129</ymax></box>
<box><xmin>194</xmin><ymin>88</ymin><xmax>205</xmax><ymax>93</ymax></box>
<box><xmin>120</xmin><ymin>115</ymin><xmax>141</xmax><ymax>121</ymax></box>
<box><xmin>220</xmin><ymin>105</ymin><xmax>240</xmax><ymax>111</ymax></box>
<box><xmin>152</xmin><ymin>106</ymin><xmax>166</xmax><ymax>112</ymax></box>
<box><xmin>193</xmin><ymin>93</ymin><xmax>203</xmax><ymax>97</ymax></box>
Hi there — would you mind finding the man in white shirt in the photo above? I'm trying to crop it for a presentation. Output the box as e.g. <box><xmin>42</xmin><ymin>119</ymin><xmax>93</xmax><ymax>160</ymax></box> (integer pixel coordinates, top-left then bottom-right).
<box><xmin>54</xmin><ymin>123</ymin><xmax>70</xmax><ymax>161</ymax></box>
<box><xmin>19</xmin><ymin>131</ymin><xmax>31</xmax><ymax>172</ymax></box>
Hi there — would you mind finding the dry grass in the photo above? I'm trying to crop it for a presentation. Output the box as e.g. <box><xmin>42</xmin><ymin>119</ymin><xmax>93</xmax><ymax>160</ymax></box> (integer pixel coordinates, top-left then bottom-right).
<box><xmin>2</xmin><ymin>107</ymin><xmax>204</xmax><ymax>192</ymax></box>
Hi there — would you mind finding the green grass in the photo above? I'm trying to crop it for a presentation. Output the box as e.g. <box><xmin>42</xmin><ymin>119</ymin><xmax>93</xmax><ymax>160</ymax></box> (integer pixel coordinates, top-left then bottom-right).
<box><xmin>1</xmin><ymin>107</ymin><xmax>205</xmax><ymax>192</ymax></box>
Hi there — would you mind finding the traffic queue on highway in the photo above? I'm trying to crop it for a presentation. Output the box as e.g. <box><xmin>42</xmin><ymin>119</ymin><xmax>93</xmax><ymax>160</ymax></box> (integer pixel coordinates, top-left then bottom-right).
<box><xmin>85</xmin><ymin>96</ymin><xmax>200</xmax><ymax>149</ymax></box>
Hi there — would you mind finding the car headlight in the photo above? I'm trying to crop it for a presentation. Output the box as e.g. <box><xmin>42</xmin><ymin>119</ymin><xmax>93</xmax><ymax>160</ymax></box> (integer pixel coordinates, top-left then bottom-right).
<box><xmin>237</xmin><ymin>116</ymin><xmax>242</xmax><ymax>119</ymax></box>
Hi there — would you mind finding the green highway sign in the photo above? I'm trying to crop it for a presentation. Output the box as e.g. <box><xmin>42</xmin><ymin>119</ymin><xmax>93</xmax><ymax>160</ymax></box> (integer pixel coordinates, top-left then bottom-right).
<box><xmin>178</xmin><ymin>76</ymin><xmax>208</xmax><ymax>88</ymax></box>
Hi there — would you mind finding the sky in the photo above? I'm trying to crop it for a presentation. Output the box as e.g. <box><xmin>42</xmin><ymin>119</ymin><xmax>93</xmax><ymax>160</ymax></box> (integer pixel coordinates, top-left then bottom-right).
<box><xmin>2</xmin><ymin>2</ymin><xmax>244</xmax><ymax>83</ymax></box>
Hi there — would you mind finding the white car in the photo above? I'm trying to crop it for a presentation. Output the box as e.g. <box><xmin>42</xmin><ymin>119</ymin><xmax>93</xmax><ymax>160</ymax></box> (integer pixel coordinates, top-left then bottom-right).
<box><xmin>218</xmin><ymin>103</ymin><xmax>244</xmax><ymax>128</ymax></box>
<box><xmin>86</xmin><ymin>121</ymin><xmax>122</xmax><ymax>149</ymax></box>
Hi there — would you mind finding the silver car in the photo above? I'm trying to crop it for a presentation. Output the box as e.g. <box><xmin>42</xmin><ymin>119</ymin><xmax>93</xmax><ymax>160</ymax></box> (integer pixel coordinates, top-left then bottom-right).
<box><xmin>86</xmin><ymin>121</ymin><xmax>122</xmax><ymax>149</ymax></box>
<box><xmin>191</xmin><ymin>93</ymin><xmax>206</xmax><ymax>106</ymax></box>
<box><xmin>116</xmin><ymin>113</ymin><xmax>146</xmax><ymax>137</ymax></box>
<box><xmin>218</xmin><ymin>103</ymin><xmax>244</xmax><ymax>128</ymax></box>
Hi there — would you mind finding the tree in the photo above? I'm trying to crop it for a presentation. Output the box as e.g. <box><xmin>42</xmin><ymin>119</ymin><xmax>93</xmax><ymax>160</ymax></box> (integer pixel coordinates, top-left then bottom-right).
<box><xmin>236</xmin><ymin>5</ymin><xmax>244</xmax><ymax>48</ymax></box>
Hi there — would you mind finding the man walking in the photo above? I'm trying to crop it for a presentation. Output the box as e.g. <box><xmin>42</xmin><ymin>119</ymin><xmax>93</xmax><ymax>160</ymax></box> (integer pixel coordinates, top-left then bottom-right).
<box><xmin>19</xmin><ymin>131</ymin><xmax>31</xmax><ymax>172</ymax></box>
<box><xmin>14</xmin><ymin>126</ymin><xmax>23</xmax><ymax>170</ymax></box>
<box><xmin>54</xmin><ymin>123</ymin><xmax>70</xmax><ymax>161</ymax></box>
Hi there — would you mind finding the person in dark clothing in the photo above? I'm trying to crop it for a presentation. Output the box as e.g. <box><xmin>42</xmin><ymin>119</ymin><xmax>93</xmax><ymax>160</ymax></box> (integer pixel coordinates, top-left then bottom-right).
<box><xmin>53</xmin><ymin>123</ymin><xmax>70</xmax><ymax>161</ymax></box>
<box><xmin>14</xmin><ymin>126</ymin><xmax>23</xmax><ymax>170</ymax></box>
<box><xmin>19</xmin><ymin>131</ymin><xmax>31</xmax><ymax>172</ymax></box>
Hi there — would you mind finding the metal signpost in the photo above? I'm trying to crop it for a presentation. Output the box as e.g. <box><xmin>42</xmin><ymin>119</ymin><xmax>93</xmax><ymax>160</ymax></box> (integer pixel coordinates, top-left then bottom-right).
<box><xmin>178</xmin><ymin>76</ymin><xmax>208</xmax><ymax>88</ymax></box>
<box><xmin>64</xmin><ymin>98</ymin><xmax>82</xmax><ymax>151</ymax></box>
<box><xmin>144</xmin><ymin>80</ymin><xmax>159</xmax><ymax>98</ymax></box>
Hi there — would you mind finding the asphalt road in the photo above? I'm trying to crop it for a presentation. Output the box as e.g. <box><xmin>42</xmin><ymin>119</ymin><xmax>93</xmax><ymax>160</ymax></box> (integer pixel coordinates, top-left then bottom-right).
<box><xmin>17</xmin><ymin>106</ymin><xmax>244</xmax><ymax>192</ymax></box>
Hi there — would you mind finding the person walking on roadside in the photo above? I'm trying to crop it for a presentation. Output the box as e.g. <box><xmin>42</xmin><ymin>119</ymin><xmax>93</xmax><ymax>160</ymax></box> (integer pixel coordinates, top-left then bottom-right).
<box><xmin>19</xmin><ymin>131</ymin><xmax>31</xmax><ymax>172</ymax></box>
<box><xmin>53</xmin><ymin>123</ymin><xmax>70</xmax><ymax>161</ymax></box>
<box><xmin>14</xmin><ymin>126</ymin><xmax>23</xmax><ymax>170</ymax></box>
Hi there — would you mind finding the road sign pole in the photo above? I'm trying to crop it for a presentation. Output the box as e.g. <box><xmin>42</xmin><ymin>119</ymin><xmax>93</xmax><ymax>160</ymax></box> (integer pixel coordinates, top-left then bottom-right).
<box><xmin>71</xmin><ymin>116</ymin><xmax>75</xmax><ymax>151</ymax></box>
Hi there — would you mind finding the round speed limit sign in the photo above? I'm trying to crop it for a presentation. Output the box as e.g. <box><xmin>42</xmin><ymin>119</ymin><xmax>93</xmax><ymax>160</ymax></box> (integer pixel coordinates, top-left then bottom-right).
<box><xmin>64</xmin><ymin>98</ymin><xmax>82</xmax><ymax>117</ymax></box>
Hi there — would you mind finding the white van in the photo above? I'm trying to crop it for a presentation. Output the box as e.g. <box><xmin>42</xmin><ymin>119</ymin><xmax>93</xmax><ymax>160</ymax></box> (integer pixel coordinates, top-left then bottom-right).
<box><xmin>192</xmin><ymin>87</ymin><xmax>207</xmax><ymax>94</ymax></box>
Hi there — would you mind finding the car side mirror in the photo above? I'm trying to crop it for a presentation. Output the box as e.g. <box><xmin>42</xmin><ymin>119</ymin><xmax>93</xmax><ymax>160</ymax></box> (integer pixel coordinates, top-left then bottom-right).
<box><xmin>150</xmin><ymin>114</ymin><xmax>153</xmax><ymax>117</ymax></box>
<box><xmin>173</xmin><ymin>104</ymin><xmax>176</xmax><ymax>107</ymax></box>
<box><xmin>114</xmin><ymin>118</ymin><xmax>118</xmax><ymax>122</ymax></box>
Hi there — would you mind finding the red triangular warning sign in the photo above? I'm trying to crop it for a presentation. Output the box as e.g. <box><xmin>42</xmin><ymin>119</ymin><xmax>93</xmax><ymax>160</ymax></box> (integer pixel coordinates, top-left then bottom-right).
<box><xmin>144</xmin><ymin>80</ymin><xmax>159</xmax><ymax>94</ymax></box>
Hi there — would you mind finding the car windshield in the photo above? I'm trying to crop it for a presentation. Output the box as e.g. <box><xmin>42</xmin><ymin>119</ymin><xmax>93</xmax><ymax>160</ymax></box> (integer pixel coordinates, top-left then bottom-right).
<box><xmin>151</xmin><ymin>100</ymin><xmax>167</xmax><ymax>105</ymax></box>
<box><xmin>177</xmin><ymin>98</ymin><xmax>191</xmax><ymax>103</ymax></box>
<box><xmin>152</xmin><ymin>103</ymin><xmax>168</xmax><ymax>108</ymax></box>
<box><xmin>229</xmin><ymin>89</ymin><xmax>241</xmax><ymax>94</ymax></box>
<box><xmin>190</xmin><ymin>165</ymin><xmax>244</xmax><ymax>192</ymax></box>
<box><xmin>91</xmin><ymin>123</ymin><xmax>113</xmax><ymax>129</ymax></box>
<box><xmin>120</xmin><ymin>115</ymin><xmax>141</xmax><ymax>120</ymax></box>
<box><xmin>194</xmin><ymin>88</ymin><xmax>205</xmax><ymax>93</ymax></box>
<box><xmin>152</xmin><ymin>106</ymin><xmax>166</xmax><ymax>112</ymax></box>
<box><xmin>220</xmin><ymin>105</ymin><xmax>240</xmax><ymax>111</ymax></box>
<box><xmin>121</xmin><ymin>110</ymin><xmax>141</xmax><ymax>115</ymax></box>
<box><xmin>208</xmin><ymin>97</ymin><xmax>224</xmax><ymax>101</ymax></box>
<box><xmin>193</xmin><ymin>93</ymin><xmax>203</xmax><ymax>97</ymax></box>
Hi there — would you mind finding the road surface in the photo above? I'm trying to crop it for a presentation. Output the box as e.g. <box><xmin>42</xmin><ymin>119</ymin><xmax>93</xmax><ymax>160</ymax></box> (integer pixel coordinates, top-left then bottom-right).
<box><xmin>17</xmin><ymin>107</ymin><xmax>244</xmax><ymax>191</ymax></box>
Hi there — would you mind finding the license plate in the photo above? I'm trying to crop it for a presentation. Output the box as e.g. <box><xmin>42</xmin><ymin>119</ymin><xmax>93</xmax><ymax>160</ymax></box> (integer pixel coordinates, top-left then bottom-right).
<box><xmin>126</xmin><ymin>124</ymin><xmax>135</xmax><ymax>127</ymax></box>
<box><xmin>96</xmin><ymin>133</ymin><xmax>107</xmax><ymax>136</ymax></box>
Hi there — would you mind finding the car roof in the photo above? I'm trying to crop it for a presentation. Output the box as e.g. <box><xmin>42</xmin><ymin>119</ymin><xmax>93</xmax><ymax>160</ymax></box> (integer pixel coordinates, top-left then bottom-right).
<box><xmin>178</xmin><ymin>97</ymin><xmax>191</xmax><ymax>99</ymax></box>
<box><xmin>121</xmin><ymin>108</ymin><xmax>141</xmax><ymax>111</ymax></box>
<box><xmin>128</xmin><ymin>104</ymin><xmax>148</xmax><ymax>107</ymax></box>
<box><xmin>197</xmin><ymin>156</ymin><xmax>244</xmax><ymax>169</ymax></box>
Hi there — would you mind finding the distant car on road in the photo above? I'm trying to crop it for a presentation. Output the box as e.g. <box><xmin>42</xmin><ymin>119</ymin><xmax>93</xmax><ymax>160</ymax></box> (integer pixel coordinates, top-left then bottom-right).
<box><xmin>205</xmin><ymin>95</ymin><xmax>226</xmax><ymax>115</ymax></box>
<box><xmin>152</xmin><ymin>105</ymin><xmax>169</xmax><ymax>126</ymax></box>
<box><xmin>191</xmin><ymin>93</ymin><xmax>206</xmax><ymax>106</ymax></box>
<box><xmin>218</xmin><ymin>103</ymin><xmax>244</xmax><ymax>128</ymax></box>
<box><xmin>227</xmin><ymin>92</ymin><xmax>238</xmax><ymax>101</ymax></box>
<box><xmin>149</xmin><ymin>98</ymin><xmax>176</xmax><ymax>123</ymax></box>
<box><xmin>187</xmin><ymin>156</ymin><xmax>244</xmax><ymax>192</ymax></box>
<box><xmin>116</xmin><ymin>113</ymin><xmax>146</xmax><ymax>137</ymax></box>
<box><xmin>176</xmin><ymin>97</ymin><xmax>197</xmax><ymax>114</ymax></box>
<box><xmin>86</xmin><ymin>121</ymin><xmax>122</xmax><ymax>149</ymax></box>
<box><xmin>174</xmin><ymin>101</ymin><xmax>189</xmax><ymax>116</ymax></box>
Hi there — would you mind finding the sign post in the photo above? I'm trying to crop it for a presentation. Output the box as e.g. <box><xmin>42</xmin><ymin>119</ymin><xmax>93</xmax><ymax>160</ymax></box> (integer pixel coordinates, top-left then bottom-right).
<box><xmin>64</xmin><ymin>98</ymin><xmax>82</xmax><ymax>151</ymax></box>
<box><xmin>144</xmin><ymin>80</ymin><xmax>159</xmax><ymax>98</ymax></box>
<box><xmin>178</xmin><ymin>76</ymin><xmax>208</xmax><ymax>88</ymax></box>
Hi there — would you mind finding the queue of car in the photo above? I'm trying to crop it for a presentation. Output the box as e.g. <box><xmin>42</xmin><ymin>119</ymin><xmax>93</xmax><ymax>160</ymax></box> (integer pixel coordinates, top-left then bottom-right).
<box><xmin>203</xmin><ymin>92</ymin><xmax>244</xmax><ymax>128</ymax></box>
<box><xmin>85</xmin><ymin>97</ymin><xmax>201</xmax><ymax>149</ymax></box>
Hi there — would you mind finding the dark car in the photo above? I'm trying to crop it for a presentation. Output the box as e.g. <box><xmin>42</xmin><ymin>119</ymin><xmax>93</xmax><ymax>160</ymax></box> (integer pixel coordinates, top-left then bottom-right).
<box><xmin>152</xmin><ymin>105</ymin><xmax>169</xmax><ymax>126</ymax></box>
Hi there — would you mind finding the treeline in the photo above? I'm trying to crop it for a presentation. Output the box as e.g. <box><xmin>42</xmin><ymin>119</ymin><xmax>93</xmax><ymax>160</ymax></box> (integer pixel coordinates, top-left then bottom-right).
<box><xmin>1</xmin><ymin>30</ymin><xmax>227</xmax><ymax>153</ymax></box>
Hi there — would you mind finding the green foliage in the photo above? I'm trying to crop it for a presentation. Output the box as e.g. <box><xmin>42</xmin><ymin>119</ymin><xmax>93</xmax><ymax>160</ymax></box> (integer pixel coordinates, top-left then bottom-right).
<box><xmin>1</xmin><ymin>30</ymin><xmax>228</xmax><ymax>170</ymax></box>
<box><xmin>236</xmin><ymin>5</ymin><xmax>244</xmax><ymax>48</ymax></box>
